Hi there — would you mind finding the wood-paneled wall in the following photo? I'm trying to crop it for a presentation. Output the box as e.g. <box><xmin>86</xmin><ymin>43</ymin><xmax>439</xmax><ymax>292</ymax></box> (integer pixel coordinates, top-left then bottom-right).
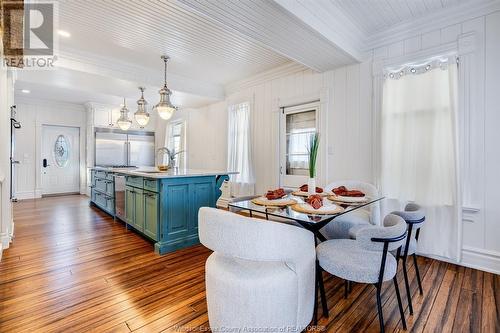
<box><xmin>13</xmin><ymin>97</ymin><xmax>87</xmax><ymax>200</ymax></box>
<box><xmin>176</xmin><ymin>63</ymin><xmax>373</xmax><ymax>195</ymax></box>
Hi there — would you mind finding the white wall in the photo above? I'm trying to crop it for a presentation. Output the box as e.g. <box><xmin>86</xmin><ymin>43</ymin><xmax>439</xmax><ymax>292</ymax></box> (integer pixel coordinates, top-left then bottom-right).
<box><xmin>174</xmin><ymin>63</ymin><xmax>373</xmax><ymax>195</ymax></box>
<box><xmin>179</xmin><ymin>10</ymin><xmax>500</xmax><ymax>273</ymax></box>
<box><xmin>0</xmin><ymin>63</ymin><xmax>15</xmax><ymax>255</ymax></box>
<box><xmin>369</xmin><ymin>10</ymin><xmax>500</xmax><ymax>273</ymax></box>
<box><xmin>13</xmin><ymin>97</ymin><xmax>87</xmax><ymax>200</ymax></box>
<box><xmin>483</xmin><ymin>11</ymin><xmax>500</xmax><ymax>258</ymax></box>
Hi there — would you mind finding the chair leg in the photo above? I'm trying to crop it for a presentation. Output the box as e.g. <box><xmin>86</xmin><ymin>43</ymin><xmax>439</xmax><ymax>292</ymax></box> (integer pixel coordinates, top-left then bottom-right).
<box><xmin>375</xmin><ymin>285</ymin><xmax>385</xmax><ymax>333</ymax></box>
<box><xmin>413</xmin><ymin>254</ymin><xmax>423</xmax><ymax>295</ymax></box>
<box><xmin>317</xmin><ymin>266</ymin><xmax>329</xmax><ymax>317</ymax></box>
<box><xmin>401</xmin><ymin>258</ymin><xmax>414</xmax><ymax>315</ymax></box>
<box><xmin>393</xmin><ymin>277</ymin><xmax>407</xmax><ymax>330</ymax></box>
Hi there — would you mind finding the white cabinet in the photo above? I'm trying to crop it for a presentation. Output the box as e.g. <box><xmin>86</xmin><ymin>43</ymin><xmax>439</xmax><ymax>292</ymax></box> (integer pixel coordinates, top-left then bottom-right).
<box><xmin>87</xmin><ymin>102</ymin><xmax>156</xmax><ymax>131</ymax></box>
<box><xmin>110</xmin><ymin>108</ymin><xmax>121</xmax><ymax>128</ymax></box>
<box><xmin>93</xmin><ymin>106</ymin><xmax>112</xmax><ymax>127</ymax></box>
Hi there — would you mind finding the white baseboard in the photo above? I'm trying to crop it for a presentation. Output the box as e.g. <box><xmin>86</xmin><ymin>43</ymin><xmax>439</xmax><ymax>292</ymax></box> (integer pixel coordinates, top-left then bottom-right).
<box><xmin>1</xmin><ymin>232</ymin><xmax>11</xmax><ymax>250</ymax></box>
<box><xmin>417</xmin><ymin>247</ymin><xmax>500</xmax><ymax>275</ymax></box>
<box><xmin>15</xmin><ymin>190</ymin><xmax>42</xmax><ymax>200</ymax></box>
<box><xmin>0</xmin><ymin>242</ymin><xmax>2</xmax><ymax>261</ymax></box>
<box><xmin>461</xmin><ymin>246</ymin><xmax>500</xmax><ymax>275</ymax></box>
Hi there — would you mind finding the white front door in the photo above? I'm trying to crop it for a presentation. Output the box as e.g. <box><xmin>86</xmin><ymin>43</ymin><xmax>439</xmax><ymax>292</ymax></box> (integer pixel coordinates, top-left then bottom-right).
<box><xmin>279</xmin><ymin>102</ymin><xmax>319</xmax><ymax>188</ymax></box>
<box><xmin>41</xmin><ymin>125</ymin><xmax>80</xmax><ymax>195</ymax></box>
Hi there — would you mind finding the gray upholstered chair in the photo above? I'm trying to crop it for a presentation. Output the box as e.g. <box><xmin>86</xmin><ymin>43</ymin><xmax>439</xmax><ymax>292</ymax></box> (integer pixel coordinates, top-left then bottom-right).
<box><xmin>316</xmin><ymin>214</ymin><xmax>408</xmax><ymax>333</ymax></box>
<box><xmin>198</xmin><ymin>207</ymin><xmax>316</xmax><ymax>332</ymax></box>
<box><xmin>321</xmin><ymin>180</ymin><xmax>381</xmax><ymax>239</ymax></box>
<box><xmin>391</xmin><ymin>203</ymin><xmax>425</xmax><ymax>316</ymax></box>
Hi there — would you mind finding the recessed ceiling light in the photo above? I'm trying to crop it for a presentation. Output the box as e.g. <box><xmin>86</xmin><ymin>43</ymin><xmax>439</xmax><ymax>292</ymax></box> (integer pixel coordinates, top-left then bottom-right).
<box><xmin>57</xmin><ymin>30</ymin><xmax>71</xmax><ymax>38</ymax></box>
<box><xmin>21</xmin><ymin>89</ymin><xmax>30</xmax><ymax>94</ymax></box>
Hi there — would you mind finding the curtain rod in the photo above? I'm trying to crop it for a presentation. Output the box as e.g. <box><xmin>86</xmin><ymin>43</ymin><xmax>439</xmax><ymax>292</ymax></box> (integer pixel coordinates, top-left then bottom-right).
<box><xmin>280</xmin><ymin>99</ymin><xmax>320</xmax><ymax>110</ymax></box>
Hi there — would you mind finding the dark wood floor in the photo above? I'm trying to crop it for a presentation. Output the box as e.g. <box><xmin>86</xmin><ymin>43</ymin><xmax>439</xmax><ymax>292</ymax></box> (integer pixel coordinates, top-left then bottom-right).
<box><xmin>0</xmin><ymin>195</ymin><xmax>498</xmax><ymax>332</ymax></box>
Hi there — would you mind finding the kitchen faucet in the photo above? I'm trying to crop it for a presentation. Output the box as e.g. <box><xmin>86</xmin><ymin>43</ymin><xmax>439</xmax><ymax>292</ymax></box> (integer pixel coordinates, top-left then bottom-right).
<box><xmin>157</xmin><ymin>147</ymin><xmax>185</xmax><ymax>170</ymax></box>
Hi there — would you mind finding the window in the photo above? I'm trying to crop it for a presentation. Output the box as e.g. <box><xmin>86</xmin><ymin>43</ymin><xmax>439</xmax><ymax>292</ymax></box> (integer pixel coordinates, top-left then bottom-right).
<box><xmin>381</xmin><ymin>58</ymin><xmax>460</xmax><ymax>259</ymax></box>
<box><xmin>227</xmin><ymin>101</ymin><xmax>255</xmax><ymax>197</ymax></box>
<box><xmin>280</xmin><ymin>102</ymin><xmax>318</xmax><ymax>188</ymax></box>
<box><xmin>54</xmin><ymin>135</ymin><xmax>69</xmax><ymax>167</ymax></box>
<box><xmin>166</xmin><ymin>121</ymin><xmax>185</xmax><ymax>168</ymax></box>
<box><xmin>286</xmin><ymin>110</ymin><xmax>316</xmax><ymax>176</ymax></box>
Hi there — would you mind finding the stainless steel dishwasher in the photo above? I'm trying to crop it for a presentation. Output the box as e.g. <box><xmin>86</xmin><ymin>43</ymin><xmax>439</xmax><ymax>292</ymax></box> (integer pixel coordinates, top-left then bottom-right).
<box><xmin>114</xmin><ymin>175</ymin><xmax>126</xmax><ymax>222</ymax></box>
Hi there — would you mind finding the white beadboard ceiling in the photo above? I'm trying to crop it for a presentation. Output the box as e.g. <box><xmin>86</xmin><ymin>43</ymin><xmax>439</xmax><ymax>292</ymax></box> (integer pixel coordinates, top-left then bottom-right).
<box><xmin>57</xmin><ymin>0</ymin><xmax>291</xmax><ymax>86</ymax></box>
<box><xmin>329</xmin><ymin>0</ymin><xmax>475</xmax><ymax>35</ymax></box>
<box><xmin>15</xmin><ymin>0</ymin><xmax>497</xmax><ymax>107</ymax></box>
<box><xmin>176</xmin><ymin>0</ymin><xmax>356</xmax><ymax>71</ymax></box>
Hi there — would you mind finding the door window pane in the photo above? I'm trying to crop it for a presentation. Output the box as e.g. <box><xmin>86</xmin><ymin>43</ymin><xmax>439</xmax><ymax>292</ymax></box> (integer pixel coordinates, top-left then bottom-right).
<box><xmin>54</xmin><ymin>135</ymin><xmax>69</xmax><ymax>167</ymax></box>
<box><xmin>285</xmin><ymin>110</ymin><xmax>315</xmax><ymax>176</ymax></box>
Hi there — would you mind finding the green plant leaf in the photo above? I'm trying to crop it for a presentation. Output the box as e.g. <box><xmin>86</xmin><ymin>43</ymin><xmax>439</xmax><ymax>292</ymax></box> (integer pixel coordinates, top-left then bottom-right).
<box><xmin>308</xmin><ymin>132</ymin><xmax>320</xmax><ymax>178</ymax></box>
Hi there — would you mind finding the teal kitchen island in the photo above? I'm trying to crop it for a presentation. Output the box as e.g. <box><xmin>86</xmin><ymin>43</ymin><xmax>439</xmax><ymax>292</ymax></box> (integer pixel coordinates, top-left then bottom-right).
<box><xmin>90</xmin><ymin>167</ymin><xmax>233</xmax><ymax>254</ymax></box>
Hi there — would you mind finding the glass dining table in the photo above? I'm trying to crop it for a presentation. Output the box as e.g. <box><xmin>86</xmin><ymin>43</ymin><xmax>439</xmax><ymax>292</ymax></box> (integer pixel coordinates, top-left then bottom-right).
<box><xmin>228</xmin><ymin>194</ymin><xmax>385</xmax><ymax>243</ymax></box>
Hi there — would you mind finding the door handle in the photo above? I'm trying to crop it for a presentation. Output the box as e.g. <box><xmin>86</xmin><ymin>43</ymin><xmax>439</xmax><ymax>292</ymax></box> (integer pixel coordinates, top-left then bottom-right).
<box><xmin>43</xmin><ymin>158</ymin><xmax>50</xmax><ymax>168</ymax></box>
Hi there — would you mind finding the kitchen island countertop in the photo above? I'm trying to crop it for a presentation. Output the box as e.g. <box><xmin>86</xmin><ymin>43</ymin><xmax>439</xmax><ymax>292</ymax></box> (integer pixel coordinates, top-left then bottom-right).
<box><xmin>90</xmin><ymin>166</ymin><xmax>237</xmax><ymax>179</ymax></box>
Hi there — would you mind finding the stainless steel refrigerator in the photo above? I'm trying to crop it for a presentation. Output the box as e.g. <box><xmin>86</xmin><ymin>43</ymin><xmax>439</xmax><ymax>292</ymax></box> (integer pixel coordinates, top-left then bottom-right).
<box><xmin>94</xmin><ymin>128</ymin><xmax>155</xmax><ymax>167</ymax></box>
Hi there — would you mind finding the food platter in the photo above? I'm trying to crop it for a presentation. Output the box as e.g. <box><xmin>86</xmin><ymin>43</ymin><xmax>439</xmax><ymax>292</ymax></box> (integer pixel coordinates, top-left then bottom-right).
<box><xmin>292</xmin><ymin>191</ymin><xmax>331</xmax><ymax>197</ymax></box>
<box><xmin>251</xmin><ymin>196</ymin><xmax>297</xmax><ymax>207</ymax></box>
<box><xmin>290</xmin><ymin>202</ymin><xmax>344</xmax><ymax>215</ymax></box>
<box><xmin>327</xmin><ymin>195</ymin><xmax>369</xmax><ymax>204</ymax></box>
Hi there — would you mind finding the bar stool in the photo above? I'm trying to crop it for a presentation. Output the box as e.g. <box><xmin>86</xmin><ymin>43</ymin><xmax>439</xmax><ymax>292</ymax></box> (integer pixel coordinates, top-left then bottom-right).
<box><xmin>392</xmin><ymin>203</ymin><xmax>425</xmax><ymax>315</ymax></box>
<box><xmin>316</xmin><ymin>214</ymin><xmax>408</xmax><ymax>332</ymax></box>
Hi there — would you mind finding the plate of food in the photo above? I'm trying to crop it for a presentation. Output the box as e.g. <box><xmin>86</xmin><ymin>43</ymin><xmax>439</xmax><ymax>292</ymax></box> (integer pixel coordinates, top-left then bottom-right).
<box><xmin>327</xmin><ymin>186</ymin><xmax>369</xmax><ymax>204</ymax></box>
<box><xmin>291</xmin><ymin>194</ymin><xmax>344</xmax><ymax>215</ymax></box>
<box><xmin>251</xmin><ymin>188</ymin><xmax>297</xmax><ymax>206</ymax></box>
<box><xmin>292</xmin><ymin>184</ymin><xmax>331</xmax><ymax>197</ymax></box>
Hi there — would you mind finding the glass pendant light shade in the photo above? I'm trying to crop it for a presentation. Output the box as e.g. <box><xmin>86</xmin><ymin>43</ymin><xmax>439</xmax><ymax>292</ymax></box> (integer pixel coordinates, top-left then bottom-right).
<box><xmin>134</xmin><ymin>87</ymin><xmax>150</xmax><ymax>128</ymax></box>
<box><xmin>117</xmin><ymin>98</ymin><xmax>132</xmax><ymax>131</ymax></box>
<box><xmin>155</xmin><ymin>55</ymin><xmax>177</xmax><ymax>120</ymax></box>
<box><xmin>155</xmin><ymin>86</ymin><xmax>176</xmax><ymax>120</ymax></box>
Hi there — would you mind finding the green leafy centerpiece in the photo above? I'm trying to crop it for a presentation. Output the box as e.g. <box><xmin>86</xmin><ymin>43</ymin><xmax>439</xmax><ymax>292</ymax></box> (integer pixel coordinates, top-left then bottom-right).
<box><xmin>307</xmin><ymin>132</ymin><xmax>320</xmax><ymax>195</ymax></box>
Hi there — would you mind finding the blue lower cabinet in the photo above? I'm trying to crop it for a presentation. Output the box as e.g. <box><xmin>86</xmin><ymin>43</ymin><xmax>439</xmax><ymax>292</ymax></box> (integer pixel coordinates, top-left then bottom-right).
<box><xmin>133</xmin><ymin>188</ymin><xmax>144</xmax><ymax>232</ymax></box>
<box><xmin>90</xmin><ymin>170</ymin><xmax>116</xmax><ymax>216</ymax></box>
<box><xmin>93</xmin><ymin>190</ymin><xmax>114</xmax><ymax>215</ymax></box>
<box><xmin>143</xmin><ymin>190</ymin><xmax>159</xmax><ymax>241</ymax></box>
<box><xmin>155</xmin><ymin>176</ymin><xmax>215</xmax><ymax>255</ymax></box>
<box><xmin>92</xmin><ymin>169</ymin><xmax>228</xmax><ymax>255</ymax></box>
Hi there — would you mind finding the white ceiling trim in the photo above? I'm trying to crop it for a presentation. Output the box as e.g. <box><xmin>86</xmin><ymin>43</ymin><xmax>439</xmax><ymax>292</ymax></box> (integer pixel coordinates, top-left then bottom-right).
<box><xmin>14</xmin><ymin>95</ymin><xmax>87</xmax><ymax>111</ymax></box>
<box><xmin>176</xmin><ymin>0</ymin><xmax>356</xmax><ymax>72</ymax></box>
<box><xmin>365</xmin><ymin>0</ymin><xmax>500</xmax><ymax>50</ymax></box>
<box><xmin>273</xmin><ymin>0</ymin><xmax>367</xmax><ymax>62</ymax></box>
<box><xmin>225</xmin><ymin>62</ymin><xmax>307</xmax><ymax>95</ymax></box>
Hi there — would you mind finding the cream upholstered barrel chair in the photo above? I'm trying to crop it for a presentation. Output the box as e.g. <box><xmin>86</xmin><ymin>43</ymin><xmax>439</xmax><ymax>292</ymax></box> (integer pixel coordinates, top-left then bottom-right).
<box><xmin>391</xmin><ymin>203</ymin><xmax>426</xmax><ymax>316</ymax></box>
<box><xmin>321</xmin><ymin>180</ymin><xmax>381</xmax><ymax>239</ymax></box>
<box><xmin>316</xmin><ymin>214</ymin><xmax>408</xmax><ymax>333</ymax></box>
<box><xmin>198</xmin><ymin>207</ymin><xmax>316</xmax><ymax>332</ymax></box>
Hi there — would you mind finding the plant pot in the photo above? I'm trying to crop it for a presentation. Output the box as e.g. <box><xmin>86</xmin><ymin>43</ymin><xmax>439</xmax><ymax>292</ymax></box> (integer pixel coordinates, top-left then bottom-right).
<box><xmin>307</xmin><ymin>178</ymin><xmax>316</xmax><ymax>195</ymax></box>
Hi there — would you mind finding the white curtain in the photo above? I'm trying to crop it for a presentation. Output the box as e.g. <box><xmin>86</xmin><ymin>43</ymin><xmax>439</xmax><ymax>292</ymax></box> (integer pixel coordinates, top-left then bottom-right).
<box><xmin>227</xmin><ymin>102</ymin><xmax>255</xmax><ymax>197</ymax></box>
<box><xmin>381</xmin><ymin>59</ymin><xmax>461</xmax><ymax>260</ymax></box>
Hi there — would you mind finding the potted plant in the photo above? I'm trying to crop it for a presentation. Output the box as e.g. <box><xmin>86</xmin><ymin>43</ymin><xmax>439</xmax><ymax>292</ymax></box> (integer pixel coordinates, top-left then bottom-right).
<box><xmin>307</xmin><ymin>132</ymin><xmax>320</xmax><ymax>195</ymax></box>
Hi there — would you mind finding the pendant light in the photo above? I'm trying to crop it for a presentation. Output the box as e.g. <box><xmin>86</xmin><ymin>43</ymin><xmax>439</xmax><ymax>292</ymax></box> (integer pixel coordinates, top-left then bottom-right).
<box><xmin>154</xmin><ymin>55</ymin><xmax>177</xmax><ymax>120</ymax></box>
<box><xmin>134</xmin><ymin>86</ymin><xmax>150</xmax><ymax>128</ymax></box>
<box><xmin>116</xmin><ymin>98</ymin><xmax>132</xmax><ymax>131</ymax></box>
